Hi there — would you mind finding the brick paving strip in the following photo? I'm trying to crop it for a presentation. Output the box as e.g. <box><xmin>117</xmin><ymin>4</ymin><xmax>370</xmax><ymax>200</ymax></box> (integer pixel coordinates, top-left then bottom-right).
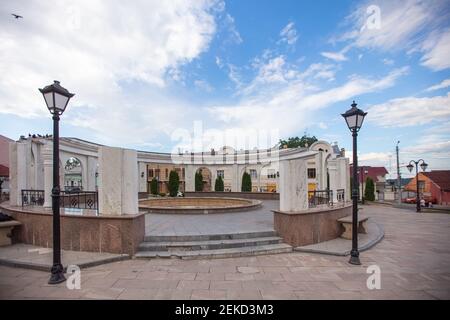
<box><xmin>0</xmin><ymin>204</ymin><xmax>449</xmax><ymax>300</ymax></box>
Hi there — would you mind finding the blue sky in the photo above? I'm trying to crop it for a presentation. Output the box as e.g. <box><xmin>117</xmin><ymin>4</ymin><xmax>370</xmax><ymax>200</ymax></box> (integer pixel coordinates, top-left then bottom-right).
<box><xmin>0</xmin><ymin>0</ymin><xmax>449</xmax><ymax>178</ymax></box>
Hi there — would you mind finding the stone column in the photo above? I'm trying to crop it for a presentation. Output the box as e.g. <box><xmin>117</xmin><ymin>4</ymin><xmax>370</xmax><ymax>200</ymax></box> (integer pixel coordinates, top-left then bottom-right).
<box><xmin>42</xmin><ymin>144</ymin><xmax>53</xmax><ymax>207</ymax></box>
<box><xmin>86</xmin><ymin>156</ymin><xmax>97</xmax><ymax>191</ymax></box>
<box><xmin>9</xmin><ymin>142</ymin><xmax>29</xmax><ymax>206</ymax></box>
<box><xmin>231</xmin><ymin>164</ymin><xmax>239</xmax><ymax>192</ymax></box>
<box><xmin>279</xmin><ymin>159</ymin><xmax>309</xmax><ymax>211</ymax></box>
<box><xmin>138</xmin><ymin>162</ymin><xmax>147</xmax><ymax>193</ymax></box>
<box><xmin>8</xmin><ymin>142</ymin><xmax>18</xmax><ymax>206</ymax></box>
<box><xmin>98</xmin><ymin>146</ymin><xmax>138</xmax><ymax>215</ymax></box>
<box><xmin>327</xmin><ymin>159</ymin><xmax>338</xmax><ymax>203</ymax></box>
<box><xmin>184</xmin><ymin>165</ymin><xmax>195</xmax><ymax>192</ymax></box>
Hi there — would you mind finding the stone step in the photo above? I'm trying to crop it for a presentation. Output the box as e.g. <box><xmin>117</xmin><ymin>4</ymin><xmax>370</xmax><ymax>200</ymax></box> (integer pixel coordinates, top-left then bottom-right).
<box><xmin>135</xmin><ymin>243</ymin><xmax>293</xmax><ymax>260</ymax></box>
<box><xmin>144</xmin><ymin>230</ymin><xmax>277</xmax><ymax>242</ymax></box>
<box><xmin>138</xmin><ymin>236</ymin><xmax>283</xmax><ymax>251</ymax></box>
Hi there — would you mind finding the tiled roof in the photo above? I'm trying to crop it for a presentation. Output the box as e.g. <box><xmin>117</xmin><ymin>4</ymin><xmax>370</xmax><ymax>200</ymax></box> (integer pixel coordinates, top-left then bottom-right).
<box><xmin>423</xmin><ymin>170</ymin><xmax>450</xmax><ymax>191</ymax></box>
<box><xmin>349</xmin><ymin>166</ymin><xmax>388</xmax><ymax>183</ymax></box>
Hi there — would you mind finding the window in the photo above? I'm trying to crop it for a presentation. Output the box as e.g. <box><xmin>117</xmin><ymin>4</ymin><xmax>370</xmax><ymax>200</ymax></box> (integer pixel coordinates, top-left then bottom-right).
<box><xmin>165</xmin><ymin>168</ymin><xmax>168</xmax><ymax>179</ymax></box>
<box><xmin>267</xmin><ymin>169</ymin><xmax>276</xmax><ymax>179</ymax></box>
<box><xmin>308</xmin><ymin>168</ymin><xmax>316</xmax><ymax>179</ymax></box>
<box><xmin>250</xmin><ymin>169</ymin><xmax>257</xmax><ymax>179</ymax></box>
<box><xmin>148</xmin><ymin>169</ymin><xmax>154</xmax><ymax>178</ymax></box>
<box><xmin>217</xmin><ymin>170</ymin><xmax>224</xmax><ymax>178</ymax></box>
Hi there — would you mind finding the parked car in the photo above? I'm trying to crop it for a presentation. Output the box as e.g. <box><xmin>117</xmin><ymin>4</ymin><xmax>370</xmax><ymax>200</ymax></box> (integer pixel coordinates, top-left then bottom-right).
<box><xmin>403</xmin><ymin>196</ymin><xmax>437</xmax><ymax>205</ymax></box>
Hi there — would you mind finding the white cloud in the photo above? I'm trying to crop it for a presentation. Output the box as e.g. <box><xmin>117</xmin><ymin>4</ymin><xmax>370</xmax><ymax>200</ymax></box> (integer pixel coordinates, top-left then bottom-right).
<box><xmin>208</xmin><ymin>66</ymin><xmax>408</xmax><ymax>138</ymax></box>
<box><xmin>194</xmin><ymin>79</ymin><xmax>214</xmax><ymax>92</ymax></box>
<box><xmin>335</xmin><ymin>0</ymin><xmax>450</xmax><ymax>71</ymax></box>
<box><xmin>223</xmin><ymin>13</ymin><xmax>243</xmax><ymax>44</ymax></box>
<box><xmin>279</xmin><ymin>22</ymin><xmax>298</xmax><ymax>45</ymax></box>
<box><xmin>426</xmin><ymin>79</ymin><xmax>450</xmax><ymax>92</ymax></box>
<box><xmin>321</xmin><ymin>51</ymin><xmax>347</xmax><ymax>62</ymax></box>
<box><xmin>420</xmin><ymin>29</ymin><xmax>450</xmax><ymax>71</ymax></box>
<box><xmin>382</xmin><ymin>58</ymin><xmax>394</xmax><ymax>65</ymax></box>
<box><xmin>0</xmin><ymin>0</ymin><xmax>221</xmax><ymax>119</ymax></box>
<box><xmin>367</xmin><ymin>93</ymin><xmax>450</xmax><ymax>127</ymax></box>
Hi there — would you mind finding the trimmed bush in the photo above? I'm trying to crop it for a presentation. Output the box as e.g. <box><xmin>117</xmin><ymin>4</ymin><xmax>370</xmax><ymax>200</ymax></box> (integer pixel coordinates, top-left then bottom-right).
<box><xmin>241</xmin><ymin>172</ymin><xmax>252</xmax><ymax>192</ymax></box>
<box><xmin>150</xmin><ymin>177</ymin><xmax>158</xmax><ymax>195</ymax></box>
<box><xmin>215</xmin><ymin>175</ymin><xmax>224</xmax><ymax>192</ymax></box>
<box><xmin>195</xmin><ymin>171</ymin><xmax>203</xmax><ymax>192</ymax></box>
<box><xmin>168</xmin><ymin>170</ymin><xmax>180</xmax><ymax>197</ymax></box>
<box><xmin>364</xmin><ymin>177</ymin><xmax>375</xmax><ymax>201</ymax></box>
<box><xmin>159</xmin><ymin>192</ymin><xmax>166</xmax><ymax>197</ymax></box>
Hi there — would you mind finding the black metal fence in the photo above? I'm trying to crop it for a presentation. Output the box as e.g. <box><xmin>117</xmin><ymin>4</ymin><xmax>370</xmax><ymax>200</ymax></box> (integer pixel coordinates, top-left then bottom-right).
<box><xmin>21</xmin><ymin>189</ymin><xmax>45</xmax><ymax>206</ymax></box>
<box><xmin>60</xmin><ymin>191</ymin><xmax>98</xmax><ymax>210</ymax></box>
<box><xmin>308</xmin><ymin>190</ymin><xmax>333</xmax><ymax>208</ymax></box>
<box><xmin>337</xmin><ymin>189</ymin><xmax>345</xmax><ymax>202</ymax></box>
<box><xmin>21</xmin><ymin>189</ymin><xmax>98</xmax><ymax>210</ymax></box>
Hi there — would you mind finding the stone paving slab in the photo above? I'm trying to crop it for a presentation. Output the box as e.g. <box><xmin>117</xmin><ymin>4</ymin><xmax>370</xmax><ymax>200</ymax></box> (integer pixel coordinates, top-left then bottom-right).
<box><xmin>1</xmin><ymin>205</ymin><xmax>449</xmax><ymax>300</ymax></box>
<box><xmin>295</xmin><ymin>219</ymin><xmax>384</xmax><ymax>256</ymax></box>
<box><xmin>0</xmin><ymin>244</ymin><xmax>129</xmax><ymax>272</ymax></box>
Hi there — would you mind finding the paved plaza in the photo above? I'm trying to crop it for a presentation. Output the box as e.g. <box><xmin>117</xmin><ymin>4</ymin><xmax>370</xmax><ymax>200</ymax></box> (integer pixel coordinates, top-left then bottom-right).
<box><xmin>0</xmin><ymin>204</ymin><xmax>449</xmax><ymax>300</ymax></box>
<box><xmin>145</xmin><ymin>200</ymin><xmax>277</xmax><ymax>236</ymax></box>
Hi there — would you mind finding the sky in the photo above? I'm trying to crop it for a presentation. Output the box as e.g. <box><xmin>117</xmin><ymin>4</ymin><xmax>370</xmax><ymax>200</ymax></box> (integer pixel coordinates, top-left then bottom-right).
<box><xmin>0</xmin><ymin>0</ymin><xmax>449</xmax><ymax>178</ymax></box>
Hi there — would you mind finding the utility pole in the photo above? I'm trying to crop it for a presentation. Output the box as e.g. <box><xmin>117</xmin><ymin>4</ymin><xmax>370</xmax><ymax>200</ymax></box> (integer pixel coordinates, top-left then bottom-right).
<box><xmin>396</xmin><ymin>141</ymin><xmax>401</xmax><ymax>204</ymax></box>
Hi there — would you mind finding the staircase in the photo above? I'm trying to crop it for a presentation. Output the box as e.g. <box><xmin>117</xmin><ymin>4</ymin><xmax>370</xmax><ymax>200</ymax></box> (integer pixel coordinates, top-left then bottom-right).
<box><xmin>135</xmin><ymin>231</ymin><xmax>292</xmax><ymax>259</ymax></box>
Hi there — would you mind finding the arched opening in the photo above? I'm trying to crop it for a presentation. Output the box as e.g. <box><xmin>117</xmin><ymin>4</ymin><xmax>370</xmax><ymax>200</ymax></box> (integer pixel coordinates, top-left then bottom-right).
<box><xmin>195</xmin><ymin>167</ymin><xmax>211</xmax><ymax>192</ymax></box>
<box><xmin>64</xmin><ymin>157</ymin><xmax>83</xmax><ymax>192</ymax></box>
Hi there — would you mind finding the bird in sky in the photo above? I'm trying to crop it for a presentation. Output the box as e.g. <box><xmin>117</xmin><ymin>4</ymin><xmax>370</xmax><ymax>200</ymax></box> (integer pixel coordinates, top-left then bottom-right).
<box><xmin>11</xmin><ymin>13</ymin><xmax>23</xmax><ymax>19</ymax></box>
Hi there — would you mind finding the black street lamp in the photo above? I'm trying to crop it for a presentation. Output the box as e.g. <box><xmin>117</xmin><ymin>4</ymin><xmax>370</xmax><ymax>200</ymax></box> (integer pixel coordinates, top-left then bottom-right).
<box><xmin>342</xmin><ymin>100</ymin><xmax>367</xmax><ymax>265</ymax></box>
<box><xmin>39</xmin><ymin>80</ymin><xmax>74</xmax><ymax>284</ymax></box>
<box><xmin>406</xmin><ymin>159</ymin><xmax>428</xmax><ymax>212</ymax></box>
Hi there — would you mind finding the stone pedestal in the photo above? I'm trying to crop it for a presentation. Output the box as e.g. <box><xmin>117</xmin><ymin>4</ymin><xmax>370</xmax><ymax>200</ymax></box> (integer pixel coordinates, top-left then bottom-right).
<box><xmin>98</xmin><ymin>146</ymin><xmax>138</xmax><ymax>215</ymax></box>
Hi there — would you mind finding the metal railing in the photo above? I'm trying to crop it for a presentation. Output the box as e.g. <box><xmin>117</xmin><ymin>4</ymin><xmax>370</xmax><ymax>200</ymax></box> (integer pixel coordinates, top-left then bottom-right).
<box><xmin>60</xmin><ymin>191</ymin><xmax>98</xmax><ymax>210</ymax></box>
<box><xmin>337</xmin><ymin>189</ymin><xmax>345</xmax><ymax>203</ymax></box>
<box><xmin>308</xmin><ymin>190</ymin><xmax>333</xmax><ymax>208</ymax></box>
<box><xmin>21</xmin><ymin>189</ymin><xmax>45</xmax><ymax>207</ymax></box>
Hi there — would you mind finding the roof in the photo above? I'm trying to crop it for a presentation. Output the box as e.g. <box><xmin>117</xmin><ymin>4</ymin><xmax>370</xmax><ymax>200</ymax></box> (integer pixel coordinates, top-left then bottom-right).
<box><xmin>0</xmin><ymin>164</ymin><xmax>9</xmax><ymax>177</ymax></box>
<box><xmin>349</xmin><ymin>166</ymin><xmax>388</xmax><ymax>183</ymax></box>
<box><xmin>423</xmin><ymin>170</ymin><xmax>450</xmax><ymax>191</ymax></box>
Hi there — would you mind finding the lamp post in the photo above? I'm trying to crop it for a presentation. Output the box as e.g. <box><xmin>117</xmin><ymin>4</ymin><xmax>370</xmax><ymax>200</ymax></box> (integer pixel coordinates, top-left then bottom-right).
<box><xmin>406</xmin><ymin>159</ymin><xmax>428</xmax><ymax>212</ymax></box>
<box><xmin>39</xmin><ymin>81</ymin><xmax>74</xmax><ymax>284</ymax></box>
<box><xmin>342</xmin><ymin>100</ymin><xmax>367</xmax><ymax>265</ymax></box>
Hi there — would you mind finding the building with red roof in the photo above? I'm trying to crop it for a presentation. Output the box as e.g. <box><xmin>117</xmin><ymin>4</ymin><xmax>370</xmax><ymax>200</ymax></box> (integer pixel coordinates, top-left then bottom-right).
<box><xmin>349</xmin><ymin>165</ymin><xmax>389</xmax><ymax>201</ymax></box>
<box><xmin>404</xmin><ymin>170</ymin><xmax>450</xmax><ymax>206</ymax></box>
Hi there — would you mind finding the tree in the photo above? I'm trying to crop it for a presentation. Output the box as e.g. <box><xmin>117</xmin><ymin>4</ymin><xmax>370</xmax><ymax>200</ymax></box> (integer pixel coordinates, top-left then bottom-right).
<box><xmin>195</xmin><ymin>170</ymin><xmax>203</xmax><ymax>192</ymax></box>
<box><xmin>150</xmin><ymin>177</ymin><xmax>158</xmax><ymax>195</ymax></box>
<box><xmin>168</xmin><ymin>170</ymin><xmax>180</xmax><ymax>197</ymax></box>
<box><xmin>278</xmin><ymin>135</ymin><xmax>318</xmax><ymax>149</ymax></box>
<box><xmin>241</xmin><ymin>172</ymin><xmax>252</xmax><ymax>192</ymax></box>
<box><xmin>215</xmin><ymin>175</ymin><xmax>224</xmax><ymax>192</ymax></box>
<box><xmin>364</xmin><ymin>177</ymin><xmax>375</xmax><ymax>201</ymax></box>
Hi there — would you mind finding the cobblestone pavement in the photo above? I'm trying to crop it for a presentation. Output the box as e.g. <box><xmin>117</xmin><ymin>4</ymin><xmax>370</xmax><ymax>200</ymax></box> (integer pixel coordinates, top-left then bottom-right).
<box><xmin>1</xmin><ymin>204</ymin><xmax>449</xmax><ymax>300</ymax></box>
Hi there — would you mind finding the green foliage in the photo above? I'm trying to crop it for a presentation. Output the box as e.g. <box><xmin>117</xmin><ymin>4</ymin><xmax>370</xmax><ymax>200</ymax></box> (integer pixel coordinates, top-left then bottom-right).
<box><xmin>150</xmin><ymin>178</ymin><xmax>158</xmax><ymax>195</ymax></box>
<box><xmin>168</xmin><ymin>170</ymin><xmax>180</xmax><ymax>197</ymax></box>
<box><xmin>195</xmin><ymin>171</ymin><xmax>204</xmax><ymax>192</ymax></box>
<box><xmin>241</xmin><ymin>172</ymin><xmax>252</xmax><ymax>192</ymax></box>
<box><xmin>159</xmin><ymin>192</ymin><xmax>166</xmax><ymax>197</ymax></box>
<box><xmin>215</xmin><ymin>176</ymin><xmax>224</xmax><ymax>192</ymax></box>
<box><xmin>278</xmin><ymin>135</ymin><xmax>318</xmax><ymax>149</ymax></box>
<box><xmin>364</xmin><ymin>177</ymin><xmax>375</xmax><ymax>201</ymax></box>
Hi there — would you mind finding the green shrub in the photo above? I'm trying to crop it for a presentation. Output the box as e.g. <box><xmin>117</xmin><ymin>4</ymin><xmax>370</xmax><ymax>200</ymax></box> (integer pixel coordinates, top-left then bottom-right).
<box><xmin>168</xmin><ymin>170</ymin><xmax>180</xmax><ymax>197</ymax></box>
<box><xmin>150</xmin><ymin>177</ymin><xmax>158</xmax><ymax>195</ymax></box>
<box><xmin>215</xmin><ymin>176</ymin><xmax>224</xmax><ymax>192</ymax></box>
<box><xmin>158</xmin><ymin>192</ymin><xmax>166</xmax><ymax>197</ymax></box>
<box><xmin>241</xmin><ymin>172</ymin><xmax>252</xmax><ymax>192</ymax></box>
<box><xmin>364</xmin><ymin>177</ymin><xmax>375</xmax><ymax>201</ymax></box>
<box><xmin>195</xmin><ymin>171</ymin><xmax>203</xmax><ymax>192</ymax></box>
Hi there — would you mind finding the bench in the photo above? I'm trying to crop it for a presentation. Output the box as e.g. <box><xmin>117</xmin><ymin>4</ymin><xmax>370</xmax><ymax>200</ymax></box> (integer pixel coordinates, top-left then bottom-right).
<box><xmin>0</xmin><ymin>220</ymin><xmax>22</xmax><ymax>246</ymax></box>
<box><xmin>337</xmin><ymin>214</ymin><xmax>369</xmax><ymax>240</ymax></box>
